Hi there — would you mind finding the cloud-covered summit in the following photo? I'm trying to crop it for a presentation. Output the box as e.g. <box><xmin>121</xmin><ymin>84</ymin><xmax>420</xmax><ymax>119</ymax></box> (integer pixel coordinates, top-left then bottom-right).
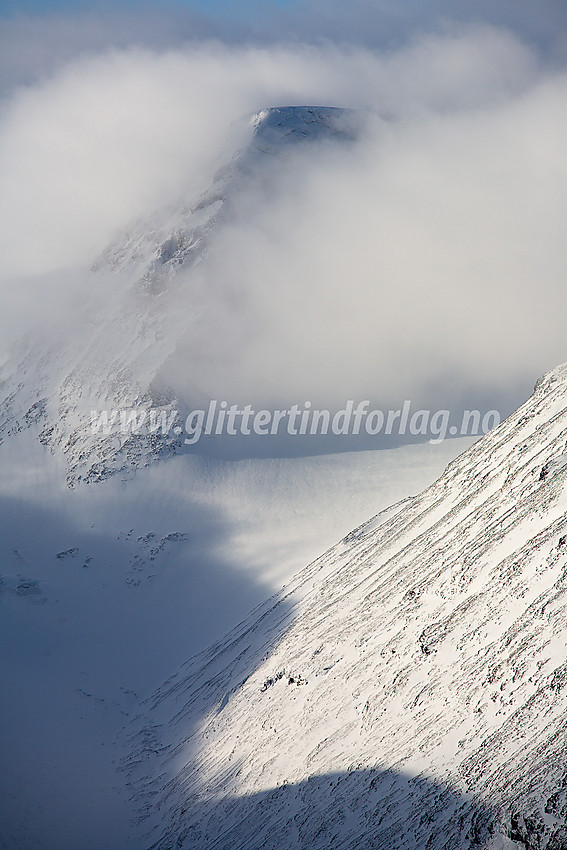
<box><xmin>0</xmin><ymin>27</ymin><xmax>565</xmax><ymax>435</ymax></box>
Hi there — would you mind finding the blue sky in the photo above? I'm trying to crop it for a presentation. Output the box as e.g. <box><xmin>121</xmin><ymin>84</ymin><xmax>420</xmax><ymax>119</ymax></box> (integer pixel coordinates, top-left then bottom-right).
<box><xmin>0</xmin><ymin>0</ymin><xmax>297</xmax><ymax>19</ymax></box>
<box><xmin>1</xmin><ymin>0</ymin><xmax>564</xmax><ymax>56</ymax></box>
<box><xmin>1</xmin><ymin>0</ymin><xmax>563</xmax><ymax>40</ymax></box>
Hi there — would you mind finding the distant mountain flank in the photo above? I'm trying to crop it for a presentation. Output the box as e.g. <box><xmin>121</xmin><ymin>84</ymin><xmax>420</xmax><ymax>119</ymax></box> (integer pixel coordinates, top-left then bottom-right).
<box><xmin>0</xmin><ymin>107</ymin><xmax>363</xmax><ymax>486</ymax></box>
<box><xmin>97</xmin><ymin>105</ymin><xmax>362</xmax><ymax>285</ymax></box>
<box><xmin>120</xmin><ymin>362</ymin><xmax>567</xmax><ymax>850</ymax></box>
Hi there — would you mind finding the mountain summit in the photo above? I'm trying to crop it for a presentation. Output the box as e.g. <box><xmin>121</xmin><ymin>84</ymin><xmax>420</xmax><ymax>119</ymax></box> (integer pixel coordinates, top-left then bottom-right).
<box><xmin>0</xmin><ymin>106</ymin><xmax>363</xmax><ymax>486</ymax></box>
<box><xmin>97</xmin><ymin>105</ymin><xmax>361</xmax><ymax>288</ymax></box>
<box><xmin>121</xmin><ymin>363</ymin><xmax>567</xmax><ymax>849</ymax></box>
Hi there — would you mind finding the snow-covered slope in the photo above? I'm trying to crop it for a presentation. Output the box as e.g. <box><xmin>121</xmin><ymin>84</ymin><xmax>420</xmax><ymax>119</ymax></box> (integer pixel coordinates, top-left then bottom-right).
<box><xmin>120</xmin><ymin>363</ymin><xmax>567</xmax><ymax>850</ymax></box>
<box><xmin>0</xmin><ymin>107</ymin><xmax>362</xmax><ymax>486</ymax></box>
<box><xmin>0</xmin><ymin>407</ymin><xmax>472</xmax><ymax>850</ymax></box>
<box><xmin>1</xmin><ymin>103</ymin><xmax>482</xmax><ymax>850</ymax></box>
<box><xmin>96</xmin><ymin>106</ymin><xmax>361</xmax><ymax>286</ymax></box>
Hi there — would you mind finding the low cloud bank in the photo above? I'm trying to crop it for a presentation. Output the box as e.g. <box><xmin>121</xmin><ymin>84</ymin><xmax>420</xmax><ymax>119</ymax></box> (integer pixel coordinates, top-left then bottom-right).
<box><xmin>0</xmin><ymin>28</ymin><xmax>565</xmax><ymax>422</ymax></box>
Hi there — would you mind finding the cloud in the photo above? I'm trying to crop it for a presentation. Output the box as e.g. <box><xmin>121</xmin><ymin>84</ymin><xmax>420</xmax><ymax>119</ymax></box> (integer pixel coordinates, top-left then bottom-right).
<box><xmin>0</xmin><ymin>4</ymin><xmax>247</xmax><ymax>93</ymax></box>
<box><xmin>1</xmin><ymin>0</ymin><xmax>564</xmax><ymax>95</ymax></box>
<box><xmin>161</xmin><ymin>66</ymin><xmax>567</xmax><ymax>415</ymax></box>
<box><xmin>0</xmin><ymin>27</ymin><xmax>565</xmax><ymax>421</ymax></box>
<box><xmin>0</xmin><ymin>29</ymin><xmax>538</xmax><ymax>277</ymax></box>
<box><xmin>263</xmin><ymin>0</ymin><xmax>567</xmax><ymax>58</ymax></box>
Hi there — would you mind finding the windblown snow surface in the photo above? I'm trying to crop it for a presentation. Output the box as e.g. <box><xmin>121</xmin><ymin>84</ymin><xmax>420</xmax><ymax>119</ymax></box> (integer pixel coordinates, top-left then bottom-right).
<box><xmin>0</xmin><ymin>104</ymin><xmax>560</xmax><ymax>850</ymax></box>
<box><xmin>0</xmin><ymin>435</ymin><xmax>470</xmax><ymax>850</ymax></box>
<box><xmin>119</xmin><ymin>363</ymin><xmax>567</xmax><ymax>850</ymax></box>
<box><xmin>0</xmin><ymin>107</ymin><xmax>479</xmax><ymax>850</ymax></box>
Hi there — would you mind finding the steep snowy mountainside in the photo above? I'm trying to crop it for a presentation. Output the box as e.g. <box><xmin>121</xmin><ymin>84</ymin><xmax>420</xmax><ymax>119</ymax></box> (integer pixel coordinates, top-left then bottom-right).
<box><xmin>120</xmin><ymin>363</ymin><xmax>567</xmax><ymax>850</ymax></box>
<box><xmin>0</xmin><ymin>107</ymin><xmax>362</xmax><ymax>486</ymax></box>
<box><xmin>0</xmin><ymin>412</ymin><xmax>472</xmax><ymax>850</ymax></box>
<box><xmin>96</xmin><ymin>106</ymin><xmax>362</xmax><ymax>286</ymax></box>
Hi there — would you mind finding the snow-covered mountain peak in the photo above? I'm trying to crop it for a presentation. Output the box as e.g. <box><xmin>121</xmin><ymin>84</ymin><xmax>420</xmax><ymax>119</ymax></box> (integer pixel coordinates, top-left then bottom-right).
<box><xmin>95</xmin><ymin>105</ymin><xmax>361</xmax><ymax>285</ymax></box>
<box><xmin>120</xmin><ymin>362</ymin><xmax>567</xmax><ymax>849</ymax></box>
<box><xmin>249</xmin><ymin>105</ymin><xmax>361</xmax><ymax>149</ymax></box>
<box><xmin>534</xmin><ymin>361</ymin><xmax>567</xmax><ymax>393</ymax></box>
<box><xmin>0</xmin><ymin>106</ymin><xmax>363</xmax><ymax>486</ymax></box>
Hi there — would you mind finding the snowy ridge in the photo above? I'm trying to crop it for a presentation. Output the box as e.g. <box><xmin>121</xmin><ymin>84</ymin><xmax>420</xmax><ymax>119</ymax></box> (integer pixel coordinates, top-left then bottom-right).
<box><xmin>0</xmin><ymin>107</ymin><xmax>361</xmax><ymax>486</ymax></box>
<box><xmin>96</xmin><ymin>106</ymin><xmax>361</xmax><ymax>288</ymax></box>
<box><xmin>119</xmin><ymin>363</ymin><xmax>567</xmax><ymax>849</ymax></box>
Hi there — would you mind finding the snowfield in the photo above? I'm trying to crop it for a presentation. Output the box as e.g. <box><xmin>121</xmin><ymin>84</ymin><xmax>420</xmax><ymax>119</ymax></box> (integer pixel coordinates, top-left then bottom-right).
<box><xmin>1</xmin><ymin>103</ymin><xmax>564</xmax><ymax>850</ymax></box>
<box><xmin>0</xmin><ymin>423</ymin><xmax>472</xmax><ymax>850</ymax></box>
<box><xmin>119</xmin><ymin>363</ymin><xmax>567</xmax><ymax>850</ymax></box>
